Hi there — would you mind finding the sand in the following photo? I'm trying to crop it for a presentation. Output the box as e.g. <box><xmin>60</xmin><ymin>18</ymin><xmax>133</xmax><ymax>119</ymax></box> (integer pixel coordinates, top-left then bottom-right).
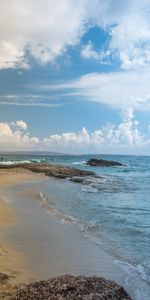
<box><xmin>0</xmin><ymin>199</ymin><xmax>15</xmax><ymax>226</ymax></box>
<box><xmin>0</xmin><ymin>169</ymin><xmax>46</xmax><ymax>299</ymax></box>
<box><xmin>0</xmin><ymin>167</ymin><xmax>46</xmax><ymax>187</ymax></box>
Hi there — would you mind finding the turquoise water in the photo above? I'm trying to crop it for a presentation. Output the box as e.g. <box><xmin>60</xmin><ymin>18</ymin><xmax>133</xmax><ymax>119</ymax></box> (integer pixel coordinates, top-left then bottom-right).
<box><xmin>0</xmin><ymin>153</ymin><xmax>150</xmax><ymax>299</ymax></box>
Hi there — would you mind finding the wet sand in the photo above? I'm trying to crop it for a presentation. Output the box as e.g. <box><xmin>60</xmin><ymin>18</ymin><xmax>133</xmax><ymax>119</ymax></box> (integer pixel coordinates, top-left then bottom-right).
<box><xmin>0</xmin><ymin>168</ymin><xmax>135</xmax><ymax>299</ymax></box>
<box><xmin>0</xmin><ymin>199</ymin><xmax>15</xmax><ymax>226</ymax></box>
<box><xmin>0</xmin><ymin>190</ymin><xmax>24</xmax><ymax>285</ymax></box>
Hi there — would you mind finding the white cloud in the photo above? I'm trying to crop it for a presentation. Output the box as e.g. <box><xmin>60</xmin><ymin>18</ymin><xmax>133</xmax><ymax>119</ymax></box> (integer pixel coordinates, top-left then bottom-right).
<box><xmin>43</xmin><ymin>109</ymin><xmax>149</xmax><ymax>153</ymax></box>
<box><xmin>81</xmin><ymin>41</ymin><xmax>99</xmax><ymax>60</ymax></box>
<box><xmin>0</xmin><ymin>101</ymin><xmax>63</xmax><ymax>108</ymax></box>
<box><xmin>0</xmin><ymin>41</ymin><xmax>28</xmax><ymax>69</ymax></box>
<box><xmin>0</xmin><ymin>94</ymin><xmax>64</xmax><ymax>108</ymax></box>
<box><xmin>108</xmin><ymin>0</ymin><xmax>150</xmax><ymax>69</ymax></box>
<box><xmin>1</xmin><ymin>0</ymin><xmax>150</xmax><ymax>69</ymax></box>
<box><xmin>120</xmin><ymin>108</ymin><xmax>134</xmax><ymax>122</ymax></box>
<box><xmin>81</xmin><ymin>41</ymin><xmax>110</xmax><ymax>63</ymax></box>
<box><xmin>16</xmin><ymin>120</ymin><xmax>28</xmax><ymax>130</ymax></box>
<box><xmin>48</xmin><ymin>69</ymin><xmax>150</xmax><ymax>110</ymax></box>
<box><xmin>0</xmin><ymin>121</ymin><xmax>38</xmax><ymax>150</ymax></box>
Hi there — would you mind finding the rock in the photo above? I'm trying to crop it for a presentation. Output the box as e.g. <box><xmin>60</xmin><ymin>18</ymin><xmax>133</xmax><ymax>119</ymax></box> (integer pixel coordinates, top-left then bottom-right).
<box><xmin>70</xmin><ymin>176</ymin><xmax>85</xmax><ymax>183</ymax></box>
<box><xmin>0</xmin><ymin>273</ymin><xmax>9</xmax><ymax>284</ymax></box>
<box><xmin>14</xmin><ymin>274</ymin><xmax>132</xmax><ymax>300</ymax></box>
<box><xmin>0</xmin><ymin>163</ymin><xmax>95</xmax><ymax>181</ymax></box>
<box><xmin>24</xmin><ymin>163</ymin><xmax>95</xmax><ymax>179</ymax></box>
<box><xmin>86</xmin><ymin>158</ymin><xmax>123</xmax><ymax>167</ymax></box>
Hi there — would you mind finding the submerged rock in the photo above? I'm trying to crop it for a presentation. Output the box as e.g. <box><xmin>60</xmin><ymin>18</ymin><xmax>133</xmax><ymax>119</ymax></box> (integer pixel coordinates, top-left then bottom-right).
<box><xmin>14</xmin><ymin>274</ymin><xmax>132</xmax><ymax>300</ymax></box>
<box><xmin>86</xmin><ymin>158</ymin><xmax>123</xmax><ymax>167</ymax></box>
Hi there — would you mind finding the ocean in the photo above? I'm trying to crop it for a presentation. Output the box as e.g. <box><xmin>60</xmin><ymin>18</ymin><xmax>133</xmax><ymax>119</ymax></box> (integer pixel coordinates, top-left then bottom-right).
<box><xmin>0</xmin><ymin>153</ymin><xmax>150</xmax><ymax>299</ymax></box>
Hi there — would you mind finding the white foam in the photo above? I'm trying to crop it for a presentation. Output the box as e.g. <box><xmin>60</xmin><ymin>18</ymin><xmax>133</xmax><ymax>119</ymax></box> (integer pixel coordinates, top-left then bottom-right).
<box><xmin>0</xmin><ymin>160</ymin><xmax>31</xmax><ymax>166</ymax></box>
<box><xmin>81</xmin><ymin>185</ymin><xmax>98</xmax><ymax>193</ymax></box>
<box><xmin>72</xmin><ymin>161</ymin><xmax>86</xmax><ymax>166</ymax></box>
<box><xmin>136</xmin><ymin>264</ymin><xmax>149</xmax><ymax>281</ymax></box>
<box><xmin>40</xmin><ymin>192</ymin><xmax>48</xmax><ymax>204</ymax></box>
<box><xmin>31</xmin><ymin>158</ymin><xmax>45</xmax><ymax>163</ymax></box>
<box><xmin>115</xmin><ymin>260</ymin><xmax>150</xmax><ymax>300</ymax></box>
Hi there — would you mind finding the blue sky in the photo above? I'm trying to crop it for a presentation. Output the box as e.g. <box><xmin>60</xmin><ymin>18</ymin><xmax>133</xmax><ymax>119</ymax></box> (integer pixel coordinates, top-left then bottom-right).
<box><xmin>0</xmin><ymin>0</ymin><xmax>150</xmax><ymax>154</ymax></box>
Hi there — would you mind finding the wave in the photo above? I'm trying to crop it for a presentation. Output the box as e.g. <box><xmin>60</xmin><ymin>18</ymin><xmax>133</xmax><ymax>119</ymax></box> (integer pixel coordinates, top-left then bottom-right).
<box><xmin>0</xmin><ymin>158</ymin><xmax>46</xmax><ymax>165</ymax></box>
<box><xmin>30</xmin><ymin>158</ymin><xmax>46</xmax><ymax>163</ymax></box>
<box><xmin>72</xmin><ymin>161</ymin><xmax>82</xmax><ymax>165</ymax></box>
<box><xmin>81</xmin><ymin>185</ymin><xmax>98</xmax><ymax>193</ymax></box>
<box><xmin>80</xmin><ymin>175</ymin><xmax>109</xmax><ymax>194</ymax></box>
<box><xmin>115</xmin><ymin>260</ymin><xmax>149</xmax><ymax>282</ymax></box>
<box><xmin>114</xmin><ymin>260</ymin><xmax>150</xmax><ymax>300</ymax></box>
<box><xmin>0</xmin><ymin>160</ymin><xmax>31</xmax><ymax>166</ymax></box>
<box><xmin>72</xmin><ymin>161</ymin><xmax>87</xmax><ymax>166</ymax></box>
<box><xmin>79</xmin><ymin>174</ymin><xmax>132</xmax><ymax>194</ymax></box>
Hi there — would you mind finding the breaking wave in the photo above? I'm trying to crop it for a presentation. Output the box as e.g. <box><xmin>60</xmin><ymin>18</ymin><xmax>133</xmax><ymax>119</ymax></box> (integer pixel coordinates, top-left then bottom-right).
<box><xmin>0</xmin><ymin>160</ymin><xmax>31</xmax><ymax>166</ymax></box>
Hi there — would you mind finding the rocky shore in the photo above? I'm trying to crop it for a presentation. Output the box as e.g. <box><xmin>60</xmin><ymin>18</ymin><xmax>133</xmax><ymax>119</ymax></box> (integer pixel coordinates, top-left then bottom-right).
<box><xmin>13</xmin><ymin>274</ymin><xmax>132</xmax><ymax>300</ymax></box>
<box><xmin>0</xmin><ymin>163</ymin><xmax>96</xmax><ymax>183</ymax></box>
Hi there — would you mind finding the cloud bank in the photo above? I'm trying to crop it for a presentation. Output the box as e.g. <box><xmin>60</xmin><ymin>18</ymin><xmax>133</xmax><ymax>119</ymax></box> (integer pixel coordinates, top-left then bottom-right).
<box><xmin>43</xmin><ymin>108</ymin><xmax>146</xmax><ymax>153</ymax></box>
<box><xmin>0</xmin><ymin>111</ymin><xmax>150</xmax><ymax>154</ymax></box>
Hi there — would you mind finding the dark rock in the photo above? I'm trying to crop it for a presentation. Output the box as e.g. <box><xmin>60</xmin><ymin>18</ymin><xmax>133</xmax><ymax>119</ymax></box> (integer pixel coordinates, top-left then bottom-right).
<box><xmin>14</xmin><ymin>274</ymin><xmax>132</xmax><ymax>300</ymax></box>
<box><xmin>86</xmin><ymin>158</ymin><xmax>123</xmax><ymax>167</ymax></box>
<box><xmin>0</xmin><ymin>273</ymin><xmax>9</xmax><ymax>284</ymax></box>
<box><xmin>70</xmin><ymin>176</ymin><xmax>85</xmax><ymax>183</ymax></box>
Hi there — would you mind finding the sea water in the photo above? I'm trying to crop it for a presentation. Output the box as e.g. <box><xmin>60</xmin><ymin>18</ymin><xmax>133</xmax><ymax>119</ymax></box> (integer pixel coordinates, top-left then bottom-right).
<box><xmin>0</xmin><ymin>153</ymin><xmax>150</xmax><ymax>299</ymax></box>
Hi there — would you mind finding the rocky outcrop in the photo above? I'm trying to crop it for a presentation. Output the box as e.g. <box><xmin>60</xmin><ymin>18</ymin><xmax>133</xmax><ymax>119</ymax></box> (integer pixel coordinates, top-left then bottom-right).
<box><xmin>14</xmin><ymin>274</ymin><xmax>132</xmax><ymax>300</ymax></box>
<box><xmin>0</xmin><ymin>163</ymin><xmax>95</xmax><ymax>181</ymax></box>
<box><xmin>86</xmin><ymin>158</ymin><xmax>123</xmax><ymax>167</ymax></box>
<box><xmin>24</xmin><ymin>163</ymin><xmax>95</xmax><ymax>179</ymax></box>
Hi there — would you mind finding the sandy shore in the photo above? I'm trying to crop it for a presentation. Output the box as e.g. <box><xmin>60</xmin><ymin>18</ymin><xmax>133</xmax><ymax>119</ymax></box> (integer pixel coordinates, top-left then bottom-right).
<box><xmin>0</xmin><ymin>167</ymin><xmax>135</xmax><ymax>299</ymax></box>
<box><xmin>0</xmin><ymin>169</ymin><xmax>47</xmax><ymax>299</ymax></box>
<box><xmin>0</xmin><ymin>167</ymin><xmax>46</xmax><ymax>187</ymax></box>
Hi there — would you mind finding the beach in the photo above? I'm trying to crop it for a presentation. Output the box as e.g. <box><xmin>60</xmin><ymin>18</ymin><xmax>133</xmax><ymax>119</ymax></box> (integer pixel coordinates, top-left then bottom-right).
<box><xmin>0</xmin><ymin>163</ymin><xmax>149</xmax><ymax>299</ymax></box>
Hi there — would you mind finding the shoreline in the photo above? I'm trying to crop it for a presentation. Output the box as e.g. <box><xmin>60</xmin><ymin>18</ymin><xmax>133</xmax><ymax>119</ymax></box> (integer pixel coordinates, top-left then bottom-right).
<box><xmin>0</xmin><ymin>167</ymin><xmax>140</xmax><ymax>299</ymax></box>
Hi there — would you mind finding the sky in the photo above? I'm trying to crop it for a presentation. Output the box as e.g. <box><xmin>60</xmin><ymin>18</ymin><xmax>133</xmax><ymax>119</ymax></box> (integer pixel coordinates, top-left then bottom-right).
<box><xmin>1</xmin><ymin>0</ymin><xmax>150</xmax><ymax>154</ymax></box>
